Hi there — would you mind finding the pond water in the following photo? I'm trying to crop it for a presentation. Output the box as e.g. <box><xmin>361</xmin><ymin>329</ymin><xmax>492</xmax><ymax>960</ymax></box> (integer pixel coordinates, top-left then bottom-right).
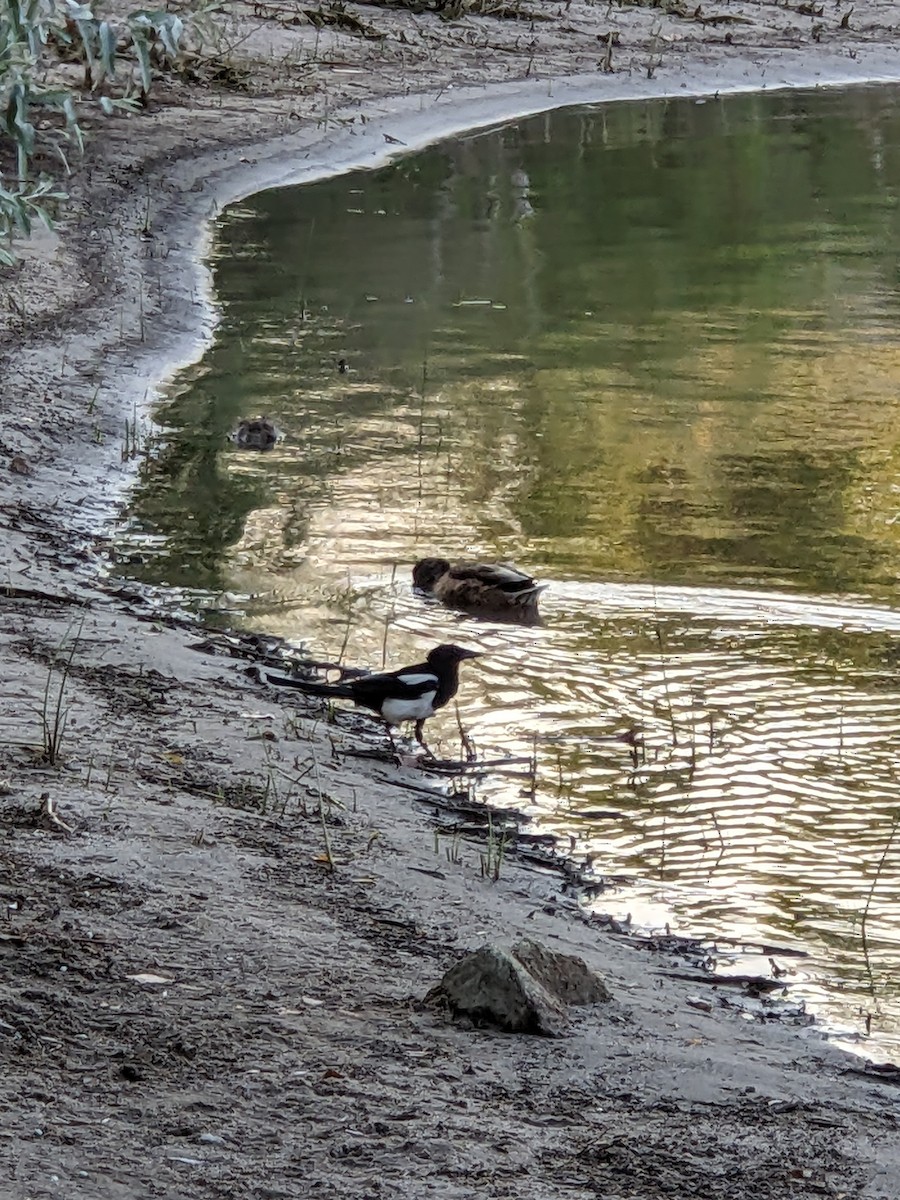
<box><xmin>119</xmin><ymin>84</ymin><xmax>900</xmax><ymax>1053</ymax></box>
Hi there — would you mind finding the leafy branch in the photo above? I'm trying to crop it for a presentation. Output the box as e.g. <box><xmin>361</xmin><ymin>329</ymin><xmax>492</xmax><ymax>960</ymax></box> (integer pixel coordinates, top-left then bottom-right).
<box><xmin>1</xmin><ymin>0</ymin><xmax>220</xmax><ymax>264</ymax></box>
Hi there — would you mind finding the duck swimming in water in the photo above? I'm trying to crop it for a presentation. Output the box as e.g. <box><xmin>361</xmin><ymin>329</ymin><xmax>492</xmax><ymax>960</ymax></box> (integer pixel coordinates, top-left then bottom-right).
<box><xmin>231</xmin><ymin>417</ymin><xmax>281</xmax><ymax>451</ymax></box>
<box><xmin>412</xmin><ymin>557</ymin><xmax>547</xmax><ymax>615</ymax></box>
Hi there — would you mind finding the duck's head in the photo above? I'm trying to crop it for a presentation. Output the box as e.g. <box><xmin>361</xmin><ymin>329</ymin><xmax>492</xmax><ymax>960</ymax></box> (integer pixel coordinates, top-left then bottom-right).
<box><xmin>413</xmin><ymin>557</ymin><xmax>451</xmax><ymax>592</ymax></box>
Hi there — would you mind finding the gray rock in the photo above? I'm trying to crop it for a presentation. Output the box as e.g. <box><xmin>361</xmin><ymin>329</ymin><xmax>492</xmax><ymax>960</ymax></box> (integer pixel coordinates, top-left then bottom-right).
<box><xmin>426</xmin><ymin>937</ymin><xmax>611</xmax><ymax>1036</ymax></box>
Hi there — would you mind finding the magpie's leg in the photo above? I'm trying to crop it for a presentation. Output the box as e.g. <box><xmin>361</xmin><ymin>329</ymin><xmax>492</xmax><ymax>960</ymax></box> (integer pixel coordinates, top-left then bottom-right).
<box><xmin>385</xmin><ymin>723</ymin><xmax>401</xmax><ymax>759</ymax></box>
<box><xmin>414</xmin><ymin>720</ymin><xmax>436</xmax><ymax>759</ymax></box>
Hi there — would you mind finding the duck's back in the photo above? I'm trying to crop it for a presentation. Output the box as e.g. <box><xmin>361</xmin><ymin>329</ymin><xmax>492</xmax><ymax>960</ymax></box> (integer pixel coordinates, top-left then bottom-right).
<box><xmin>444</xmin><ymin>561</ymin><xmax>538</xmax><ymax>593</ymax></box>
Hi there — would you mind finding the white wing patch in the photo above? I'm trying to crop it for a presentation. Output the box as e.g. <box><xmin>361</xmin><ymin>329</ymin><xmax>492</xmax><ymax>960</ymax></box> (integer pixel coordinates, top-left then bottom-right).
<box><xmin>395</xmin><ymin>672</ymin><xmax>438</xmax><ymax>689</ymax></box>
<box><xmin>381</xmin><ymin>692</ymin><xmax>437</xmax><ymax>726</ymax></box>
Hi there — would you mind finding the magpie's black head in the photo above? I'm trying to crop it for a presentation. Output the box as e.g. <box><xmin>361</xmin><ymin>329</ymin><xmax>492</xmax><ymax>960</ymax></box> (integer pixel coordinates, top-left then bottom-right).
<box><xmin>426</xmin><ymin>643</ymin><xmax>481</xmax><ymax>667</ymax></box>
<box><xmin>413</xmin><ymin>557</ymin><xmax>451</xmax><ymax>591</ymax></box>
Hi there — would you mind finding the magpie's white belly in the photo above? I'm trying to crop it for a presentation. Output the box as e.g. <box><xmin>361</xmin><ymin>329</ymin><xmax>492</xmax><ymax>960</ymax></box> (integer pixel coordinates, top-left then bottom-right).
<box><xmin>381</xmin><ymin>692</ymin><xmax>437</xmax><ymax>726</ymax></box>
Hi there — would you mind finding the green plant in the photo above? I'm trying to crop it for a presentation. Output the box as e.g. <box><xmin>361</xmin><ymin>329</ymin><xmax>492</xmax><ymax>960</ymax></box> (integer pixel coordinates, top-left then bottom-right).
<box><xmin>480</xmin><ymin>813</ymin><xmax>509</xmax><ymax>882</ymax></box>
<box><xmin>121</xmin><ymin>412</ymin><xmax>154</xmax><ymax>459</ymax></box>
<box><xmin>434</xmin><ymin>826</ymin><xmax>464</xmax><ymax>865</ymax></box>
<box><xmin>38</xmin><ymin>617</ymin><xmax>84</xmax><ymax>765</ymax></box>
<box><xmin>1</xmin><ymin>0</ymin><xmax>220</xmax><ymax>263</ymax></box>
<box><xmin>311</xmin><ymin>748</ymin><xmax>335</xmax><ymax>872</ymax></box>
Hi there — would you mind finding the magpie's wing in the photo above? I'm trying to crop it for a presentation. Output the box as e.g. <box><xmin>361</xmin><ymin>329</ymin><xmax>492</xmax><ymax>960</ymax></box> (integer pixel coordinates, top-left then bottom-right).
<box><xmin>449</xmin><ymin>561</ymin><xmax>538</xmax><ymax>592</ymax></box>
<box><xmin>350</xmin><ymin>663</ymin><xmax>439</xmax><ymax>705</ymax></box>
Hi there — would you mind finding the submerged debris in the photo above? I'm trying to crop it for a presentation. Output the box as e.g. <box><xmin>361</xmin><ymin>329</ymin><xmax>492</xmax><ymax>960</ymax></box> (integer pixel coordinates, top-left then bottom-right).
<box><xmin>230</xmin><ymin>417</ymin><xmax>281</xmax><ymax>451</ymax></box>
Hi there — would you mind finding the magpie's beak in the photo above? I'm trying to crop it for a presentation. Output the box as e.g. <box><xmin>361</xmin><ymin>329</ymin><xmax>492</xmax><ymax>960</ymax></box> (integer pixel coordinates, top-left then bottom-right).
<box><xmin>458</xmin><ymin>648</ymin><xmax>481</xmax><ymax>660</ymax></box>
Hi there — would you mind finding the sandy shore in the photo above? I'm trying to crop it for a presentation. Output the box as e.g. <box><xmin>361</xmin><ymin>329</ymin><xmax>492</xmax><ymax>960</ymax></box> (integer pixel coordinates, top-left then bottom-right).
<box><xmin>3</xmin><ymin>3</ymin><xmax>900</xmax><ymax>1196</ymax></box>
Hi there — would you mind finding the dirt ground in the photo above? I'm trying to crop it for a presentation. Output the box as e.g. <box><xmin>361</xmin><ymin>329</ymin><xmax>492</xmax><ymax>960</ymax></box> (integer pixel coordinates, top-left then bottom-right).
<box><xmin>3</xmin><ymin>2</ymin><xmax>900</xmax><ymax>1197</ymax></box>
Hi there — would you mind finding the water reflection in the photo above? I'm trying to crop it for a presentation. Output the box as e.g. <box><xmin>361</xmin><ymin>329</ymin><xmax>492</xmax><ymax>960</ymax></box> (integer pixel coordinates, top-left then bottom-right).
<box><xmin>119</xmin><ymin>85</ymin><xmax>900</xmax><ymax>1051</ymax></box>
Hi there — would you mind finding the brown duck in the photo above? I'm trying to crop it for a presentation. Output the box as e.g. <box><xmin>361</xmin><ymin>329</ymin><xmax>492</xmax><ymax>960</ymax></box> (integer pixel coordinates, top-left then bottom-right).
<box><xmin>412</xmin><ymin>557</ymin><xmax>547</xmax><ymax>613</ymax></box>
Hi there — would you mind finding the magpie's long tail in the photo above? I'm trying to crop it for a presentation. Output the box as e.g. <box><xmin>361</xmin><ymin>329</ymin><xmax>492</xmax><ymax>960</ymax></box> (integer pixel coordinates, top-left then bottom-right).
<box><xmin>260</xmin><ymin>671</ymin><xmax>355</xmax><ymax>699</ymax></box>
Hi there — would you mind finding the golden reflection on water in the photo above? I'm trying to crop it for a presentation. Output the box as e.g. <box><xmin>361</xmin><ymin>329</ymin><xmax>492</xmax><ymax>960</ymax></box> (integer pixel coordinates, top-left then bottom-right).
<box><xmin>123</xmin><ymin>86</ymin><xmax>900</xmax><ymax>1052</ymax></box>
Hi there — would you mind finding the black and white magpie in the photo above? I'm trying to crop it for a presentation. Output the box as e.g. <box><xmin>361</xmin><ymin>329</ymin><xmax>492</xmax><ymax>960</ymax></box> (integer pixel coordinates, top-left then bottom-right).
<box><xmin>258</xmin><ymin>643</ymin><xmax>480</xmax><ymax>752</ymax></box>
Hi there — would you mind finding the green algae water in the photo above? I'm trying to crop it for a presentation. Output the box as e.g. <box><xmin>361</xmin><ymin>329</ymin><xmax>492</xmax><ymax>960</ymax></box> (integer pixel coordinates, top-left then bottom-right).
<box><xmin>120</xmin><ymin>84</ymin><xmax>900</xmax><ymax>1053</ymax></box>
